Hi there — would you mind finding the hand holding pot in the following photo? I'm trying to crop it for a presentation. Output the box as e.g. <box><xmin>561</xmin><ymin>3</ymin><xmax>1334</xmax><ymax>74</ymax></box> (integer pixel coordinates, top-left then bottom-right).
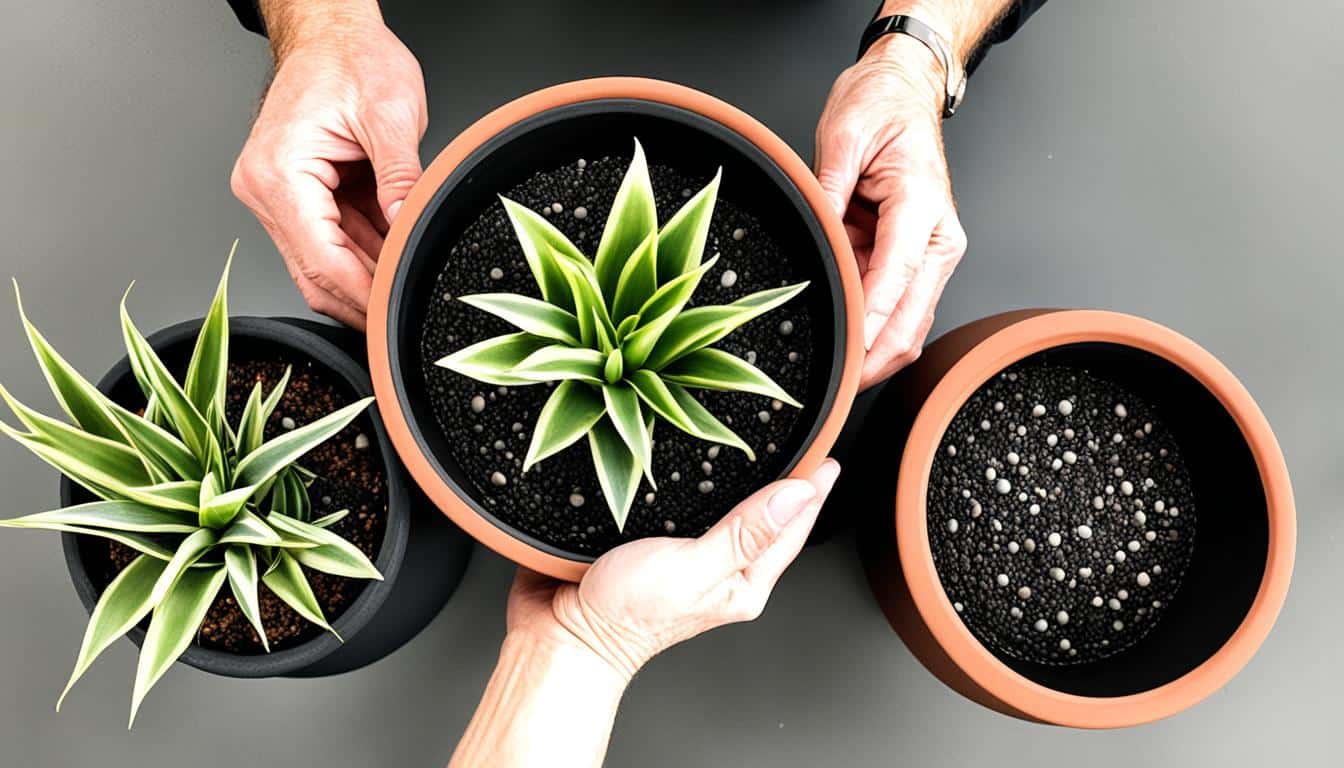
<box><xmin>816</xmin><ymin>32</ymin><xmax>968</xmax><ymax>389</ymax></box>
<box><xmin>450</xmin><ymin>460</ymin><xmax>839</xmax><ymax>768</ymax></box>
<box><xmin>231</xmin><ymin>1</ymin><xmax>426</xmax><ymax>330</ymax></box>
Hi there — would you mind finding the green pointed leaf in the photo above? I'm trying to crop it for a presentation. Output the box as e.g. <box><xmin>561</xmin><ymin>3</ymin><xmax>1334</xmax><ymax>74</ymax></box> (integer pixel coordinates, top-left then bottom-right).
<box><xmin>234</xmin><ymin>397</ymin><xmax>373</xmax><ymax>488</ymax></box>
<box><xmin>511</xmin><ymin>345</ymin><xmax>606</xmax><ymax>384</ymax></box>
<box><xmin>236</xmin><ymin>381</ymin><xmax>266</xmax><ymax>458</ymax></box>
<box><xmin>603</xmin><ymin>348</ymin><xmax>624</xmax><ymax>385</ymax></box>
<box><xmin>56</xmin><ymin>555</ymin><xmax>167</xmax><ymax>711</ymax></box>
<box><xmin>435</xmin><ymin>332</ymin><xmax>551</xmax><ymax>386</ymax></box>
<box><xmin>588</xmin><ymin>420</ymin><xmax>641</xmax><ymax>533</ymax></box>
<box><xmin>602</xmin><ymin>383</ymin><xmax>655</xmax><ymax>487</ymax></box>
<box><xmin>458</xmin><ymin>293</ymin><xmax>581</xmax><ymax>346</ymax></box>
<box><xmin>620</xmin><ymin>254</ymin><xmax>720</xmax><ymax>369</ymax></box>
<box><xmin>198</xmin><ymin>478</ymin><xmax>257</xmax><ymax>529</ymax></box>
<box><xmin>31</xmin><ymin>522</ymin><xmax>176</xmax><ymax>561</ymax></box>
<box><xmin>262</xmin><ymin>550</ymin><xmax>337</xmax><ymax>636</ymax></box>
<box><xmin>660</xmin><ymin>348</ymin><xmax>803</xmax><ymax>408</ymax></box>
<box><xmin>0</xmin><ymin>417</ymin><xmax>152</xmax><ymax>498</ymax></box>
<box><xmin>611</xmin><ymin>231</ymin><xmax>658</xmax><ymax>323</ymax></box>
<box><xmin>627</xmin><ymin>371</ymin><xmax>754</xmax><ymax>460</ymax></box>
<box><xmin>523</xmin><ymin>381</ymin><xmax>606</xmax><ymax>471</ymax></box>
<box><xmin>129</xmin><ymin>565</ymin><xmax>227</xmax><ymax>727</ymax></box>
<box><xmin>643</xmin><ymin>282</ymin><xmax>809</xmax><ymax>371</ymax></box>
<box><xmin>500</xmin><ymin>196</ymin><xmax>586</xmax><ymax>311</ymax></box>
<box><xmin>184</xmin><ymin>250</ymin><xmax>232</xmax><ymax>426</ymax></box>
<box><xmin>615</xmin><ymin>314</ymin><xmax>640</xmax><ymax>342</ymax></box>
<box><xmin>123</xmin><ymin>480</ymin><xmax>202</xmax><ymax>513</ymax></box>
<box><xmin>269</xmin><ymin>513</ymin><xmax>382</xmax><ymax>580</ymax></box>
<box><xmin>147</xmin><ymin>528</ymin><xmax>219</xmax><ymax>608</ymax></box>
<box><xmin>219</xmin><ymin>508</ymin><xmax>283</xmax><ymax>546</ymax></box>
<box><xmin>553</xmin><ymin>251</ymin><xmax>616</xmax><ymax>350</ymax></box>
<box><xmin>0</xmin><ymin>500</ymin><xmax>197</xmax><ymax>534</ymax></box>
<box><xmin>224</xmin><ymin>545</ymin><xmax>269</xmax><ymax>653</ymax></box>
<box><xmin>594</xmin><ymin>139</ymin><xmax>658</xmax><ymax>302</ymax></box>
<box><xmin>258</xmin><ymin>366</ymin><xmax>291</xmax><ymax>427</ymax></box>
<box><xmin>106</xmin><ymin>403</ymin><xmax>202</xmax><ymax>482</ymax></box>
<box><xmin>119</xmin><ymin>290</ymin><xmax>216</xmax><ymax>464</ymax></box>
<box><xmin>657</xmin><ymin>167</ymin><xmax>721</xmax><ymax>282</ymax></box>
<box><xmin>12</xmin><ymin>281</ymin><xmax>124</xmax><ymax>442</ymax></box>
<box><xmin>311</xmin><ymin>509</ymin><xmax>350</xmax><ymax>529</ymax></box>
<box><xmin>283</xmin><ymin>468</ymin><xmax>311</xmax><ymax>522</ymax></box>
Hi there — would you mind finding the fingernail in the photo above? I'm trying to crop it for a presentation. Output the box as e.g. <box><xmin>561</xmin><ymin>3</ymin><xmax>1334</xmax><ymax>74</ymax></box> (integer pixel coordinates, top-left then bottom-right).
<box><xmin>863</xmin><ymin>311</ymin><xmax>889</xmax><ymax>350</ymax></box>
<box><xmin>767</xmin><ymin>481</ymin><xmax>817</xmax><ymax>528</ymax></box>
<box><xmin>387</xmin><ymin>201</ymin><xmax>403</xmax><ymax>221</ymax></box>
<box><xmin>811</xmin><ymin>458</ymin><xmax>842</xmax><ymax>494</ymax></box>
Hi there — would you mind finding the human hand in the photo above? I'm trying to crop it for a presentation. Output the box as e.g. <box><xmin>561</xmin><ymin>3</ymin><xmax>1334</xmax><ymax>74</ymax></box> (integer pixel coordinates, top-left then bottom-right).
<box><xmin>231</xmin><ymin>3</ymin><xmax>426</xmax><ymax>330</ymax></box>
<box><xmin>816</xmin><ymin>32</ymin><xmax>968</xmax><ymax>389</ymax></box>
<box><xmin>506</xmin><ymin>459</ymin><xmax>841</xmax><ymax>680</ymax></box>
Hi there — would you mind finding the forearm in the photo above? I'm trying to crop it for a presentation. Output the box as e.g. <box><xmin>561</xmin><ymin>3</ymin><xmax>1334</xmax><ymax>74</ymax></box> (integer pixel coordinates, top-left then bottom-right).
<box><xmin>257</xmin><ymin>0</ymin><xmax>384</xmax><ymax>61</ymax></box>
<box><xmin>449</xmin><ymin>628</ymin><xmax>629</xmax><ymax>768</ymax></box>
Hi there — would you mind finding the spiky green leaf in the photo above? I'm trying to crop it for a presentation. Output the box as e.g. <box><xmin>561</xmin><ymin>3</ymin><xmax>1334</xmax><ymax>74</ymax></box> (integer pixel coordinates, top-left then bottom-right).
<box><xmin>218</xmin><ymin>508</ymin><xmax>284</xmax><ymax>546</ymax></box>
<box><xmin>642</xmin><ymin>282</ymin><xmax>809</xmax><ymax>371</ymax></box>
<box><xmin>0</xmin><ymin>500</ymin><xmax>197</xmax><ymax>534</ymax></box>
<box><xmin>147</xmin><ymin>528</ymin><xmax>219</xmax><ymax>608</ymax></box>
<box><xmin>510</xmin><ymin>345</ymin><xmax>606</xmax><ymax>384</ymax></box>
<box><xmin>523</xmin><ymin>381</ymin><xmax>606</xmax><ymax>471</ymax></box>
<box><xmin>602</xmin><ymin>383</ymin><xmax>655</xmax><ymax>487</ymax></box>
<box><xmin>588</xmin><ymin>420</ymin><xmax>642</xmax><ymax>533</ymax></box>
<box><xmin>660</xmin><ymin>348</ymin><xmax>803</xmax><ymax>408</ymax></box>
<box><xmin>594</xmin><ymin>139</ymin><xmax>657</xmax><ymax>302</ymax></box>
<box><xmin>234</xmin><ymin>397</ymin><xmax>373</xmax><ymax>488</ymax></box>
<box><xmin>311</xmin><ymin>508</ymin><xmax>350</xmax><ymax>529</ymax></box>
<box><xmin>105</xmin><ymin>403</ymin><xmax>202</xmax><ymax>482</ymax></box>
<box><xmin>197</xmin><ymin>474</ymin><xmax>257</xmax><ymax>529</ymax></box>
<box><xmin>262</xmin><ymin>550</ymin><xmax>336</xmax><ymax>636</ymax></box>
<box><xmin>657</xmin><ymin>167</ymin><xmax>720</xmax><ymax>281</ymax></box>
<box><xmin>611</xmin><ymin>231</ymin><xmax>658</xmax><ymax>323</ymax></box>
<box><xmin>0</xmin><ymin>387</ymin><xmax>151</xmax><ymax>486</ymax></box>
<box><xmin>500</xmin><ymin>196</ymin><xmax>586</xmax><ymax>311</ymax></box>
<box><xmin>269</xmin><ymin>513</ymin><xmax>382</xmax><ymax>580</ymax></box>
<box><xmin>627</xmin><ymin>371</ymin><xmax>754</xmax><ymax>460</ymax></box>
<box><xmin>129</xmin><ymin>565</ymin><xmax>227</xmax><ymax>727</ymax></box>
<box><xmin>553</xmin><ymin>251</ymin><xmax>615</xmax><ymax>350</ymax></box>
<box><xmin>236</xmin><ymin>381</ymin><xmax>266</xmax><ymax>458</ymax></box>
<box><xmin>620</xmin><ymin>255</ymin><xmax>720</xmax><ymax>369</ymax></box>
<box><xmin>184</xmin><ymin>248</ymin><xmax>232</xmax><ymax>427</ymax></box>
<box><xmin>56</xmin><ymin>555</ymin><xmax>167</xmax><ymax>711</ymax></box>
<box><xmin>435</xmin><ymin>332</ymin><xmax>550</xmax><ymax>386</ymax></box>
<box><xmin>458</xmin><ymin>293</ymin><xmax>582</xmax><ymax>346</ymax></box>
<box><xmin>224</xmin><ymin>544</ymin><xmax>268</xmax><ymax>652</ymax></box>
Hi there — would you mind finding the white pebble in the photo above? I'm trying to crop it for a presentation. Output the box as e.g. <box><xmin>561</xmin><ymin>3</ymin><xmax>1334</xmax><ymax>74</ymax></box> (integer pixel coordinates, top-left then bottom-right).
<box><xmin>569</xmin><ymin>493</ymin><xmax>585</xmax><ymax>508</ymax></box>
<box><xmin>985</xmin><ymin>467</ymin><xmax>997</xmax><ymax>481</ymax></box>
<box><xmin>996</xmin><ymin>573</ymin><xmax>1010</xmax><ymax>586</ymax></box>
<box><xmin>946</xmin><ymin>519</ymin><xmax>959</xmax><ymax>533</ymax></box>
<box><xmin>1092</xmin><ymin>596</ymin><xmax>1104</xmax><ymax>607</ymax></box>
<box><xmin>471</xmin><ymin>395</ymin><xmax>486</xmax><ymax>413</ymax></box>
<box><xmin>1007</xmin><ymin>452</ymin><xmax>1020</xmax><ymax>465</ymax></box>
<box><xmin>1078</xmin><ymin>567</ymin><xmax>1093</xmax><ymax>578</ymax></box>
<box><xmin>1049</xmin><ymin>567</ymin><xmax>1065</xmax><ymax>581</ymax></box>
<box><xmin>1010</xmin><ymin>606</ymin><xmax>1023</xmax><ymax>618</ymax></box>
<box><xmin>732</xmin><ymin>227</ymin><xmax>746</xmax><ymax>241</ymax></box>
<box><xmin>1113</xmin><ymin>620</ymin><xmax>1126</xmax><ymax>631</ymax></box>
<box><xmin>778</xmin><ymin>320</ymin><xmax>794</xmax><ymax>336</ymax></box>
<box><xmin>1092</xmin><ymin>496</ymin><xmax>1105</xmax><ymax>510</ymax></box>
<box><xmin>1047</xmin><ymin>434</ymin><xmax>1059</xmax><ymax>446</ymax></box>
<box><xmin>946</xmin><ymin>445</ymin><xmax>957</xmax><ymax>457</ymax></box>
<box><xmin>1057</xmin><ymin>611</ymin><xmax>1070</xmax><ymax>625</ymax></box>
<box><xmin>1127</xmin><ymin>539</ymin><xmax>1141</xmax><ymax>552</ymax></box>
<box><xmin>490</xmin><ymin>267</ymin><xmax>505</xmax><ymax>280</ymax></box>
<box><xmin>1114</xmin><ymin>550</ymin><xmax>1126</xmax><ymax>562</ymax></box>
<box><xmin>995</xmin><ymin>478</ymin><xmax>1012</xmax><ymax>494</ymax></box>
<box><xmin>1034</xmin><ymin>619</ymin><xmax>1048</xmax><ymax>632</ymax></box>
<box><xmin>1018</xmin><ymin>586</ymin><xmax>1032</xmax><ymax>599</ymax></box>
<box><xmin>490</xmin><ymin>471</ymin><xmax>507</xmax><ymax>486</ymax></box>
<box><xmin>1060</xmin><ymin>638</ymin><xmax>1072</xmax><ymax>650</ymax></box>
<box><xmin>1154</xmin><ymin>500</ymin><xmax>1165</xmax><ymax>513</ymax></box>
<box><xmin>1120</xmin><ymin>480</ymin><xmax>1134</xmax><ymax>496</ymax></box>
<box><xmin>980</xmin><ymin>420</ymin><xmax>991</xmax><ymax>431</ymax></box>
<box><xmin>1051</xmin><ymin>458</ymin><xmax>1063</xmax><ymax>470</ymax></box>
<box><xmin>574</xmin><ymin>206</ymin><xmax>588</xmax><ymax>219</ymax></box>
<box><xmin>720</xmin><ymin>270</ymin><xmax>738</xmax><ymax>288</ymax></box>
<box><xmin>758</xmin><ymin>411</ymin><xmax>771</xmax><ymax>423</ymax></box>
<box><xmin>1032</xmin><ymin>404</ymin><xmax>1046</xmax><ymax>417</ymax></box>
<box><xmin>1007</xmin><ymin>541</ymin><xmax>1020</xmax><ymax>554</ymax></box>
<box><xmin>280</xmin><ymin>416</ymin><xmax>296</xmax><ymax>430</ymax></box>
<box><xmin>1115</xmin><ymin>403</ymin><xmax>1128</xmax><ymax>418</ymax></box>
<box><xmin>698</xmin><ymin>480</ymin><xmax>714</xmax><ymax>493</ymax></box>
<box><xmin>1058</xmin><ymin>400</ymin><xmax>1074</xmax><ymax>416</ymax></box>
<box><xmin>1076</xmin><ymin>524</ymin><xmax>1093</xmax><ymax>540</ymax></box>
<box><xmin>1108</xmin><ymin>598</ymin><xmax>1122</xmax><ymax>610</ymax></box>
<box><xmin>1047</xmin><ymin>532</ymin><xmax>1062</xmax><ymax>547</ymax></box>
<box><xmin>354</xmin><ymin>433</ymin><xmax>370</xmax><ymax>450</ymax></box>
<box><xmin>1062</xmin><ymin>450</ymin><xmax>1077</xmax><ymax>464</ymax></box>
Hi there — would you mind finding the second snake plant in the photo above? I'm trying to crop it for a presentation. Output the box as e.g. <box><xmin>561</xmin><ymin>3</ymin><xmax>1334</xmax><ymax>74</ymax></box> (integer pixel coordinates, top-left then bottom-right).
<box><xmin>437</xmin><ymin>140</ymin><xmax>808</xmax><ymax>530</ymax></box>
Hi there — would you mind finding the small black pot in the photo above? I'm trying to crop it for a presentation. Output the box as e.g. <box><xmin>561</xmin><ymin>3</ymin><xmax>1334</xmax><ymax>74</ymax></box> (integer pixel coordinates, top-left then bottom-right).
<box><xmin>59</xmin><ymin>316</ymin><xmax>472</xmax><ymax>678</ymax></box>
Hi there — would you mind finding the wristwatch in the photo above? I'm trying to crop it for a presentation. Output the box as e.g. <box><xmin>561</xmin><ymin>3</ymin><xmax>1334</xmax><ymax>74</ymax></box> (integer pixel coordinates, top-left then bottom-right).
<box><xmin>858</xmin><ymin>11</ymin><xmax>968</xmax><ymax>118</ymax></box>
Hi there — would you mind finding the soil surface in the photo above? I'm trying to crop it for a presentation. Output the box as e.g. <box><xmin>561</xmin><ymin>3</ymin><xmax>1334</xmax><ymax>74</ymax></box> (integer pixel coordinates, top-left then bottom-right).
<box><xmin>420</xmin><ymin>154</ymin><xmax>817</xmax><ymax>556</ymax></box>
<box><xmin>927</xmin><ymin>361</ymin><xmax>1197</xmax><ymax>665</ymax></box>
<box><xmin>101</xmin><ymin>356</ymin><xmax>387</xmax><ymax>654</ymax></box>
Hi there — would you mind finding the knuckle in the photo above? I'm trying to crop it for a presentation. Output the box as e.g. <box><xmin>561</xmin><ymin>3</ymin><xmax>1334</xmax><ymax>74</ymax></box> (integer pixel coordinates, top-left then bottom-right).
<box><xmin>731</xmin><ymin>516</ymin><xmax>774</xmax><ymax>565</ymax></box>
<box><xmin>374</xmin><ymin>157</ymin><xmax>420</xmax><ymax>189</ymax></box>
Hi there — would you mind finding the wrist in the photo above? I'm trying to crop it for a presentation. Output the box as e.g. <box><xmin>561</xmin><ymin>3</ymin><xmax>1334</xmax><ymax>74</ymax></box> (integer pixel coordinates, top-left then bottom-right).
<box><xmin>261</xmin><ymin>0</ymin><xmax>385</xmax><ymax>63</ymax></box>
<box><xmin>503</xmin><ymin>623</ymin><xmax>633</xmax><ymax>693</ymax></box>
<box><xmin>861</xmin><ymin>34</ymin><xmax>948</xmax><ymax>122</ymax></box>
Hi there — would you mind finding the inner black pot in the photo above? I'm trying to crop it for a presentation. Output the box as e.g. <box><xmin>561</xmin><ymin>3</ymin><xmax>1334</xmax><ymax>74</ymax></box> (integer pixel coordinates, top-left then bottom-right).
<box><xmin>60</xmin><ymin>317</ymin><xmax>471</xmax><ymax>678</ymax></box>
<box><xmin>389</xmin><ymin>99</ymin><xmax>846</xmax><ymax>561</ymax></box>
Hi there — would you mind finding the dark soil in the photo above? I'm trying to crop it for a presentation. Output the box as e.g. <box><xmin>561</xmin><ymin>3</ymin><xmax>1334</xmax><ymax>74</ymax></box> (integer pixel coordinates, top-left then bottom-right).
<box><xmin>420</xmin><ymin>154</ymin><xmax>815</xmax><ymax>556</ymax></box>
<box><xmin>101</xmin><ymin>356</ymin><xmax>387</xmax><ymax>654</ymax></box>
<box><xmin>927</xmin><ymin>361</ymin><xmax>1197</xmax><ymax>665</ymax></box>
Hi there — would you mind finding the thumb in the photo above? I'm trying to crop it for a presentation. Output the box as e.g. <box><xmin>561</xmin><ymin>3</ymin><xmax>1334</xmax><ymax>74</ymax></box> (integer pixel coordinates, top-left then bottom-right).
<box><xmin>814</xmin><ymin>126</ymin><xmax>862</xmax><ymax>218</ymax></box>
<box><xmin>363</xmin><ymin>106</ymin><xmax>424</xmax><ymax>223</ymax></box>
<box><xmin>692</xmin><ymin>478</ymin><xmax>818</xmax><ymax>579</ymax></box>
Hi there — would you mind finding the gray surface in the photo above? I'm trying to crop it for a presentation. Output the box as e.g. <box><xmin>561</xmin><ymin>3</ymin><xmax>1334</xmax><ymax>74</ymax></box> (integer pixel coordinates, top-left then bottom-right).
<box><xmin>0</xmin><ymin>0</ymin><xmax>1339</xmax><ymax>765</ymax></box>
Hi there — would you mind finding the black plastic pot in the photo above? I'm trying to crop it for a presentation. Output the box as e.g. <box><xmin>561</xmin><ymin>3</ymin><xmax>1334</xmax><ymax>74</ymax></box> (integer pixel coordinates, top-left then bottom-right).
<box><xmin>59</xmin><ymin>316</ymin><xmax>472</xmax><ymax>678</ymax></box>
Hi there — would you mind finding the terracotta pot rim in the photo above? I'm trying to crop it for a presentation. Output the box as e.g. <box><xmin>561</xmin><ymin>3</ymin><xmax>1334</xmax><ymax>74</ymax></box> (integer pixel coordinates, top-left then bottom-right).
<box><xmin>368</xmin><ymin>77</ymin><xmax>864</xmax><ymax>581</ymax></box>
<box><xmin>895</xmin><ymin>308</ymin><xmax>1295</xmax><ymax>728</ymax></box>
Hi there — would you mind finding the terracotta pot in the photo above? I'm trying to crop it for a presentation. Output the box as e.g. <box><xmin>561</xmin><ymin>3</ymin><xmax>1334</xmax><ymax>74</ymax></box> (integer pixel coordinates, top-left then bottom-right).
<box><xmin>368</xmin><ymin>78</ymin><xmax>864</xmax><ymax>581</ymax></box>
<box><xmin>853</xmin><ymin>309</ymin><xmax>1294</xmax><ymax>728</ymax></box>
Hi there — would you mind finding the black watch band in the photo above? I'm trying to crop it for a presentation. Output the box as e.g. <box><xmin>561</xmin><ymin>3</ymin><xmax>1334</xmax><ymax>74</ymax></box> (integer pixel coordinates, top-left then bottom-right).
<box><xmin>858</xmin><ymin>14</ymin><xmax>968</xmax><ymax>118</ymax></box>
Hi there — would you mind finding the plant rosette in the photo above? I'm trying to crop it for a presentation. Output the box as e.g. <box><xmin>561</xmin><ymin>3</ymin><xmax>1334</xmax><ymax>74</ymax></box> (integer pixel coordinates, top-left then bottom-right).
<box><xmin>1</xmin><ymin>252</ymin><xmax>397</xmax><ymax>725</ymax></box>
<box><xmin>368</xmin><ymin>78</ymin><xmax>864</xmax><ymax>581</ymax></box>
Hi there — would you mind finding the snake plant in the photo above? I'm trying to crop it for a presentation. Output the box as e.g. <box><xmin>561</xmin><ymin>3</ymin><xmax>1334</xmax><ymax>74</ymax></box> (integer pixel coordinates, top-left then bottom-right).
<box><xmin>0</xmin><ymin>252</ymin><xmax>379</xmax><ymax>726</ymax></box>
<box><xmin>437</xmin><ymin>140</ymin><xmax>807</xmax><ymax>530</ymax></box>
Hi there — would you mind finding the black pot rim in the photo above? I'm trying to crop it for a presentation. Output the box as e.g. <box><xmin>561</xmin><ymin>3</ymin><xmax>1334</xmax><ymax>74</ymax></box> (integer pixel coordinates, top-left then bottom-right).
<box><xmin>385</xmin><ymin>97</ymin><xmax>848</xmax><ymax>564</ymax></box>
<box><xmin>59</xmin><ymin>315</ymin><xmax>410</xmax><ymax>678</ymax></box>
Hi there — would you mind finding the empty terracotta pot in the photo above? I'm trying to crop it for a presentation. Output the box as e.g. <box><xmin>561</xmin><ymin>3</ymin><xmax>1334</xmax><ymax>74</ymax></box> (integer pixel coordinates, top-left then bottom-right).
<box><xmin>852</xmin><ymin>309</ymin><xmax>1294</xmax><ymax>728</ymax></box>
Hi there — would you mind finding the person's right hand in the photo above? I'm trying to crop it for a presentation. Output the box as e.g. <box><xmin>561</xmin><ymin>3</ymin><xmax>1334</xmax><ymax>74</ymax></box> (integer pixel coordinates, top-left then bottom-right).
<box><xmin>231</xmin><ymin>7</ymin><xmax>426</xmax><ymax>330</ymax></box>
<box><xmin>506</xmin><ymin>459</ymin><xmax>841</xmax><ymax>680</ymax></box>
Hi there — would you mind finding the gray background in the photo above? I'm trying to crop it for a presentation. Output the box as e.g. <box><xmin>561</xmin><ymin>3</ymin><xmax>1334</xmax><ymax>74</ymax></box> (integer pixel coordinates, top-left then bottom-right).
<box><xmin>1</xmin><ymin>0</ymin><xmax>1339</xmax><ymax>765</ymax></box>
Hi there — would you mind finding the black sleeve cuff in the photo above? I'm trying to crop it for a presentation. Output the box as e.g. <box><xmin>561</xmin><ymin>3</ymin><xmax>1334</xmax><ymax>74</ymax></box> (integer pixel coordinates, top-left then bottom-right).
<box><xmin>966</xmin><ymin>0</ymin><xmax>1047</xmax><ymax>75</ymax></box>
<box><xmin>226</xmin><ymin>0</ymin><xmax>268</xmax><ymax>37</ymax></box>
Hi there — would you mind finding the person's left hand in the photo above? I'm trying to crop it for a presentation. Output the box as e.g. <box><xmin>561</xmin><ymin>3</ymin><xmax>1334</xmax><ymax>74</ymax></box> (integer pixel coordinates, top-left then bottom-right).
<box><xmin>815</xmin><ymin>34</ymin><xmax>969</xmax><ymax>389</ymax></box>
<box><xmin>506</xmin><ymin>459</ymin><xmax>841</xmax><ymax>680</ymax></box>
